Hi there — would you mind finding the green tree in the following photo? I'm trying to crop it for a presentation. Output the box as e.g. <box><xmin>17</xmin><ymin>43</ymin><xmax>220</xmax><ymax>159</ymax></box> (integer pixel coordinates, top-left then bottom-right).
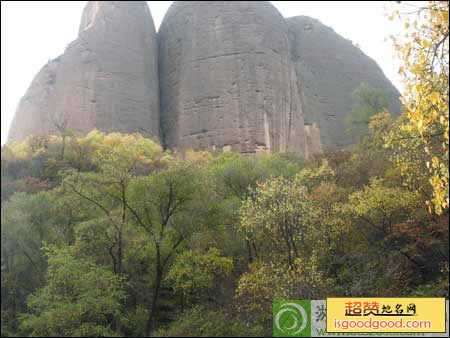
<box><xmin>1</xmin><ymin>187</ymin><xmax>98</xmax><ymax>334</ymax></box>
<box><xmin>240</xmin><ymin>161</ymin><xmax>336</xmax><ymax>267</ymax></box>
<box><xmin>126</xmin><ymin>161</ymin><xmax>201</xmax><ymax>335</ymax></box>
<box><xmin>210</xmin><ymin>153</ymin><xmax>266</xmax><ymax>264</ymax></box>
<box><xmin>344</xmin><ymin>82</ymin><xmax>390</xmax><ymax>142</ymax></box>
<box><xmin>235</xmin><ymin>161</ymin><xmax>338</xmax><ymax>328</ymax></box>
<box><xmin>63</xmin><ymin>131</ymin><xmax>164</xmax><ymax>274</ymax></box>
<box><xmin>1</xmin><ymin>192</ymin><xmax>57</xmax><ymax>293</ymax></box>
<box><xmin>155</xmin><ymin>305</ymin><xmax>263</xmax><ymax>337</ymax></box>
<box><xmin>336</xmin><ymin>178</ymin><xmax>421</xmax><ymax>295</ymax></box>
<box><xmin>210</xmin><ymin>152</ymin><xmax>304</xmax><ymax>265</ymax></box>
<box><xmin>20</xmin><ymin>245</ymin><xmax>126</xmax><ymax>337</ymax></box>
<box><xmin>340</xmin><ymin>178</ymin><xmax>418</xmax><ymax>243</ymax></box>
<box><xmin>167</xmin><ymin>248</ymin><xmax>232</xmax><ymax>307</ymax></box>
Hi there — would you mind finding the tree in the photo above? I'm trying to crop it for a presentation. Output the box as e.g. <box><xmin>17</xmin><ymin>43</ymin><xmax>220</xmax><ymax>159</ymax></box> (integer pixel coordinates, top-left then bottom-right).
<box><xmin>154</xmin><ymin>305</ymin><xmax>263</xmax><ymax>337</ymax></box>
<box><xmin>1</xmin><ymin>192</ymin><xmax>57</xmax><ymax>282</ymax></box>
<box><xmin>210</xmin><ymin>152</ymin><xmax>304</xmax><ymax>264</ymax></box>
<box><xmin>235</xmin><ymin>258</ymin><xmax>330</xmax><ymax>331</ymax></box>
<box><xmin>1</xmin><ymin>189</ymin><xmax>93</xmax><ymax>333</ymax></box>
<box><xmin>344</xmin><ymin>82</ymin><xmax>391</xmax><ymax>143</ymax></box>
<box><xmin>49</xmin><ymin>110</ymin><xmax>73</xmax><ymax>160</ymax></box>
<box><xmin>235</xmin><ymin>161</ymin><xmax>338</xmax><ymax>328</ymax></box>
<box><xmin>167</xmin><ymin>248</ymin><xmax>232</xmax><ymax>307</ymax></box>
<box><xmin>388</xmin><ymin>1</ymin><xmax>449</xmax><ymax>214</ymax></box>
<box><xmin>125</xmin><ymin>161</ymin><xmax>201</xmax><ymax>335</ymax></box>
<box><xmin>211</xmin><ymin>153</ymin><xmax>267</xmax><ymax>264</ymax></box>
<box><xmin>239</xmin><ymin>161</ymin><xmax>337</xmax><ymax>267</ymax></box>
<box><xmin>20</xmin><ymin>245</ymin><xmax>126</xmax><ymax>337</ymax></box>
<box><xmin>65</xmin><ymin>135</ymin><xmax>96</xmax><ymax>172</ymax></box>
<box><xmin>63</xmin><ymin>132</ymin><xmax>164</xmax><ymax>274</ymax></box>
<box><xmin>336</xmin><ymin>178</ymin><xmax>421</xmax><ymax>295</ymax></box>
<box><xmin>384</xmin><ymin>113</ymin><xmax>433</xmax><ymax>197</ymax></box>
<box><xmin>340</xmin><ymin>178</ymin><xmax>418</xmax><ymax>244</ymax></box>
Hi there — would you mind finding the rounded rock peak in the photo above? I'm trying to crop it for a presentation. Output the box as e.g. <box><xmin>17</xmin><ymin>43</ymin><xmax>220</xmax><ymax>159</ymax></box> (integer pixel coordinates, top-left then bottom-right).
<box><xmin>8</xmin><ymin>0</ymin><xmax>160</xmax><ymax>142</ymax></box>
<box><xmin>158</xmin><ymin>1</ymin><xmax>306</xmax><ymax>154</ymax></box>
<box><xmin>161</xmin><ymin>1</ymin><xmax>286</xmax><ymax>24</ymax></box>
<box><xmin>286</xmin><ymin>14</ymin><xmax>401</xmax><ymax>149</ymax></box>
<box><xmin>79</xmin><ymin>1</ymin><xmax>155</xmax><ymax>36</ymax></box>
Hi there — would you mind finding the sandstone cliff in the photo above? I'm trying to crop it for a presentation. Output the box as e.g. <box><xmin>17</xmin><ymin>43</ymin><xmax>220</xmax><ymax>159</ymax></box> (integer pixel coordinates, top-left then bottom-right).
<box><xmin>8</xmin><ymin>1</ymin><xmax>404</xmax><ymax>157</ymax></box>
<box><xmin>8</xmin><ymin>1</ymin><xmax>160</xmax><ymax>141</ymax></box>
<box><xmin>158</xmin><ymin>1</ymin><xmax>307</xmax><ymax>154</ymax></box>
<box><xmin>286</xmin><ymin>16</ymin><xmax>401</xmax><ymax>149</ymax></box>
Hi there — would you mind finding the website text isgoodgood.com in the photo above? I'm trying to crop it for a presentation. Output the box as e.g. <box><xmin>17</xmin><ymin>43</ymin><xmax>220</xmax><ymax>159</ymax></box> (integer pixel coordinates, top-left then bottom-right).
<box><xmin>334</xmin><ymin>317</ymin><xmax>432</xmax><ymax>331</ymax></box>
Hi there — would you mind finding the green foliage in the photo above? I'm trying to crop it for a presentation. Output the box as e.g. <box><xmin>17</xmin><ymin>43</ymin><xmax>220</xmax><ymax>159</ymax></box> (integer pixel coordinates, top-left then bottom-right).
<box><xmin>89</xmin><ymin>131</ymin><xmax>165</xmax><ymax>176</ymax></box>
<box><xmin>235</xmin><ymin>162</ymin><xmax>341</xmax><ymax>325</ymax></box>
<box><xmin>211</xmin><ymin>153</ymin><xmax>266</xmax><ymax>201</ymax></box>
<box><xmin>408</xmin><ymin>276</ymin><xmax>449</xmax><ymax>298</ymax></box>
<box><xmin>118</xmin><ymin>304</ymin><xmax>149</xmax><ymax>337</ymax></box>
<box><xmin>155</xmin><ymin>305</ymin><xmax>263</xmax><ymax>337</ymax></box>
<box><xmin>1</xmin><ymin>191</ymin><xmax>60</xmax><ymax>281</ymax></box>
<box><xmin>240</xmin><ymin>161</ymin><xmax>338</xmax><ymax>265</ymax></box>
<box><xmin>235</xmin><ymin>259</ymin><xmax>331</xmax><ymax>323</ymax></box>
<box><xmin>127</xmin><ymin>161</ymin><xmax>201</xmax><ymax>237</ymax></box>
<box><xmin>211</xmin><ymin>151</ymin><xmax>304</xmax><ymax>202</ymax></box>
<box><xmin>339</xmin><ymin>178</ymin><xmax>418</xmax><ymax>239</ymax></box>
<box><xmin>293</xmin><ymin>159</ymin><xmax>335</xmax><ymax>190</ymax></box>
<box><xmin>343</xmin><ymin>82</ymin><xmax>391</xmax><ymax>142</ymax></box>
<box><xmin>1</xmin><ymin>128</ymin><xmax>448</xmax><ymax>337</ymax></box>
<box><xmin>167</xmin><ymin>248</ymin><xmax>232</xmax><ymax>303</ymax></box>
<box><xmin>19</xmin><ymin>245</ymin><xmax>126</xmax><ymax>337</ymax></box>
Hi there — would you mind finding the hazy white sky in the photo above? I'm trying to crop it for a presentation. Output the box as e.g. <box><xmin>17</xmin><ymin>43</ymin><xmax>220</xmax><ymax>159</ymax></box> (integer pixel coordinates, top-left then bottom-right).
<box><xmin>1</xmin><ymin>1</ymin><xmax>404</xmax><ymax>145</ymax></box>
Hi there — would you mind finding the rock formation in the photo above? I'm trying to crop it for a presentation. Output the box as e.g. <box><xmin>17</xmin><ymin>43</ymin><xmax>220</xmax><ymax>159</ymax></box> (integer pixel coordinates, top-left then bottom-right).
<box><xmin>8</xmin><ymin>1</ymin><xmax>403</xmax><ymax>157</ymax></box>
<box><xmin>158</xmin><ymin>1</ymin><xmax>307</xmax><ymax>154</ymax></box>
<box><xmin>7</xmin><ymin>1</ymin><xmax>160</xmax><ymax>142</ymax></box>
<box><xmin>286</xmin><ymin>16</ymin><xmax>401</xmax><ymax>149</ymax></box>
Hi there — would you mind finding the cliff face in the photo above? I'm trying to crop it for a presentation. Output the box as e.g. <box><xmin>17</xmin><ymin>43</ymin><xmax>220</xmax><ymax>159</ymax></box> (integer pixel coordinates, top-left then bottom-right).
<box><xmin>286</xmin><ymin>16</ymin><xmax>401</xmax><ymax>149</ymax></box>
<box><xmin>8</xmin><ymin>1</ymin><xmax>403</xmax><ymax>157</ymax></box>
<box><xmin>8</xmin><ymin>1</ymin><xmax>160</xmax><ymax>141</ymax></box>
<box><xmin>7</xmin><ymin>59</ymin><xmax>60</xmax><ymax>142</ymax></box>
<box><xmin>158</xmin><ymin>1</ymin><xmax>307</xmax><ymax>154</ymax></box>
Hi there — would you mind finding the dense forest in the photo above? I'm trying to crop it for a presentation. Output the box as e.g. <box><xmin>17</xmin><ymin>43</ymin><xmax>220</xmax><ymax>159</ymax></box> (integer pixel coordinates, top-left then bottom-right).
<box><xmin>1</xmin><ymin>107</ymin><xmax>448</xmax><ymax>336</ymax></box>
<box><xmin>1</xmin><ymin>1</ymin><xmax>448</xmax><ymax>337</ymax></box>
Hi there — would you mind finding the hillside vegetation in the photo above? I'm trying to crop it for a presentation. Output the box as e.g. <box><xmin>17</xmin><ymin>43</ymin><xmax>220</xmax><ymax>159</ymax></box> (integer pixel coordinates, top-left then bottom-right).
<box><xmin>1</xmin><ymin>112</ymin><xmax>448</xmax><ymax>336</ymax></box>
<box><xmin>1</xmin><ymin>1</ymin><xmax>448</xmax><ymax>336</ymax></box>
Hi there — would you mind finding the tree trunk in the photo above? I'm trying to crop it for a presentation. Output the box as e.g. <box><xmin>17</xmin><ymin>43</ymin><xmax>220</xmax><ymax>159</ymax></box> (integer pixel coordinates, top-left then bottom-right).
<box><xmin>252</xmin><ymin>241</ymin><xmax>259</xmax><ymax>259</ymax></box>
<box><xmin>118</xmin><ymin>229</ymin><xmax>123</xmax><ymax>274</ymax></box>
<box><xmin>11</xmin><ymin>285</ymin><xmax>17</xmax><ymax>331</ymax></box>
<box><xmin>146</xmin><ymin>248</ymin><xmax>163</xmax><ymax>336</ymax></box>
<box><xmin>60</xmin><ymin>134</ymin><xmax>66</xmax><ymax>160</ymax></box>
<box><xmin>180</xmin><ymin>293</ymin><xmax>184</xmax><ymax>313</ymax></box>
<box><xmin>245</xmin><ymin>238</ymin><xmax>253</xmax><ymax>263</ymax></box>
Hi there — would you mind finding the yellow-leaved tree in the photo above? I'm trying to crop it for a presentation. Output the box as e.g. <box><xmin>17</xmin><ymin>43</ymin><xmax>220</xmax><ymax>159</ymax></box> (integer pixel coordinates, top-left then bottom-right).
<box><xmin>387</xmin><ymin>1</ymin><xmax>449</xmax><ymax>214</ymax></box>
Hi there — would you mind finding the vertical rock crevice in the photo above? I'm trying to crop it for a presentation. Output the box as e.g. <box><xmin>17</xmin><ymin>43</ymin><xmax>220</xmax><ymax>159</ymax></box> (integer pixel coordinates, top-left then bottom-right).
<box><xmin>286</xmin><ymin>15</ymin><xmax>401</xmax><ymax>150</ymax></box>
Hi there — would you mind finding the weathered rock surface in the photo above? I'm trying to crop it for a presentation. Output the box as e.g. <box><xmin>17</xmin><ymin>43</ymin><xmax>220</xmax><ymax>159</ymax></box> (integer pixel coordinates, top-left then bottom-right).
<box><xmin>158</xmin><ymin>1</ymin><xmax>307</xmax><ymax>154</ymax></box>
<box><xmin>286</xmin><ymin>16</ymin><xmax>401</xmax><ymax>149</ymax></box>
<box><xmin>8</xmin><ymin>1</ymin><xmax>160</xmax><ymax>141</ymax></box>
<box><xmin>9</xmin><ymin>2</ymin><xmax>402</xmax><ymax>156</ymax></box>
<box><xmin>304</xmin><ymin>123</ymin><xmax>321</xmax><ymax>159</ymax></box>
